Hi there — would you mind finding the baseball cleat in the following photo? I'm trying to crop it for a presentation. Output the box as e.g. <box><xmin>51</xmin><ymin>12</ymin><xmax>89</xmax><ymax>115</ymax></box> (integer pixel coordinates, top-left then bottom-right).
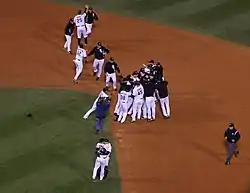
<box><xmin>73</xmin><ymin>79</ymin><xmax>78</xmax><ymax>84</ymax></box>
<box><xmin>131</xmin><ymin>120</ymin><xmax>136</xmax><ymax>123</ymax></box>
<box><xmin>225</xmin><ymin>161</ymin><xmax>230</xmax><ymax>165</ymax></box>
<box><xmin>68</xmin><ymin>51</ymin><xmax>73</xmax><ymax>54</ymax></box>
<box><xmin>93</xmin><ymin>72</ymin><xmax>97</xmax><ymax>76</ymax></box>
<box><xmin>96</xmin><ymin>77</ymin><xmax>100</xmax><ymax>81</ymax></box>
<box><xmin>147</xmin><ymin>118</ymin><xmax>153</xmax><ymax>122</ymax></box>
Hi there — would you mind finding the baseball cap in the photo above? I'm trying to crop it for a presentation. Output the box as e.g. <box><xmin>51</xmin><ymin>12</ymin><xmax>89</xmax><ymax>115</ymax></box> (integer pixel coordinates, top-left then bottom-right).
<box><xmin>148</xmin><ymin>59</ymin><xmax>155</xmax><ymax>63</ymax></box>
<box><xmin>110</xmin><ymin>57</ymin><xmax>114</xmax><ymax>61</ymax></box>
<box><xmin>97</xmin><ymin>42</ymin><xmax>102</xmax><ymax>46</ymax></box>
<box><xmin>229</xmin><ymin>123</ymin><xmax>235</xmax><ymax>127</ymax></box>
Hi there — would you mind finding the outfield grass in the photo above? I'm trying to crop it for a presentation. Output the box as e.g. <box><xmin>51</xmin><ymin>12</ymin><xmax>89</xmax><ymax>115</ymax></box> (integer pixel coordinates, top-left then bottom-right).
<box><xmin>53</xmin><ymin>0</ymin><xmax>250</xmax><ymax>45</ymax></box>
<box><xmin>0</xmin><ymin>88</ymin><xmax>121</xmax><ymax>193</ymax></box>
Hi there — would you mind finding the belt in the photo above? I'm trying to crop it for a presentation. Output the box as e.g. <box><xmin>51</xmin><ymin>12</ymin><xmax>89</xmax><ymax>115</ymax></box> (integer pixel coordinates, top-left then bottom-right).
<box><xmin>77</xmin><ymin>25</ymin><xmax>85</xmax><ymax>27</ymax></box>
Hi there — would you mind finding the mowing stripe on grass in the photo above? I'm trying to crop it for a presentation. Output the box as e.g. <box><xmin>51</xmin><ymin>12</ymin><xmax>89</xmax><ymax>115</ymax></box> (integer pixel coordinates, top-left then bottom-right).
<box><xmin>0</xmin><ymin>164</ymin><xmax>82</xmax><ymax>193</ymax></box>
<box><xmin>185</xmin><ymin>0</ymin><xmax>250</xmax><ymax>27</ymax></box>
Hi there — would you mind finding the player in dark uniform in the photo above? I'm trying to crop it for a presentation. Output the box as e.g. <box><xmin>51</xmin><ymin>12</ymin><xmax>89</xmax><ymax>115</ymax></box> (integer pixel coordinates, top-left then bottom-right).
<box><xmin>104</xmin><ymin>57</ymin><xmax>121</xmax><ymax>91</ymax></box>
<box><xmin>155</xmin><ymin>80</ymin><xmax>170</xmax><ymax>118</ymax></box>
<box><xmin>63</xmin><ymin>18</ymin><xmax>75</xmax><ymax>54</ymax></box>
<box><xmin>84</xmin><ymin>6</ymin><xmax>98</xmax><ymax>36</ymax></box>
<box><xmin>87</xmin><ymin>42</ymin><xmax>110</xmax><ymax>80</ymax></box>
<box><xmin>224</xmin><ymin>123</ymin><xmax>241</xmax><ymax>165</ymax></box>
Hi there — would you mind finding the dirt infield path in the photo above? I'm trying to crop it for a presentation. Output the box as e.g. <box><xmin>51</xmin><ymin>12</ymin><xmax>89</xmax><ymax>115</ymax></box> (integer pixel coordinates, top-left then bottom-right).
<box><xmin>1</xmin><ymin>0</ymin><xmax>250</xmax><ymax>193</ymax></box>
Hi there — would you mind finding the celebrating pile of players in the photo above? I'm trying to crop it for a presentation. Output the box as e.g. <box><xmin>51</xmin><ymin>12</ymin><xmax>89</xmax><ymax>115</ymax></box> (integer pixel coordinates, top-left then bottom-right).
<box><xmin>113</xmin><ymin>60</ymin><xmax>170</xmax><ymax>123</ymax></box>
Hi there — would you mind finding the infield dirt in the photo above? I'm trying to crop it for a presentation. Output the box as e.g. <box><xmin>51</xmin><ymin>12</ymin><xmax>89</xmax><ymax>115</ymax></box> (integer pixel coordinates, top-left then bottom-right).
<box><xmin>1</xmin><ymin>0</ymin><xmax>250</xmax><ymax>193</ymax></box>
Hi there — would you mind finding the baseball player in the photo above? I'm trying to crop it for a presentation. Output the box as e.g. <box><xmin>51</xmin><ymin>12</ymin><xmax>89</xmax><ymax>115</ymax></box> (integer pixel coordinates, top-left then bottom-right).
<box><xmin>144</xmin><ymin>80</ymin><xmax>156</xmax><ymax>121</ymax></box>
<box><xmin>113</xmin><ymin>77</ymin><xmax>129</xmax><ymax>119</ymax></box>
<box><xmin>84</xmin><ymin>6</ymin><xmax>98</xmax><ymax>36</ymax></box>
<box><xmin>224</xmin><ymin>123</ymin><xmax>241</xmax><ymax>165</ymax></box>
<box><xmin>87</xmin><ymin>42</ymin><xmax>110</xmax><ymax>81</ymax></box>
<box><xmin>117</xmin><ymin>86</ymin><xmax>131</xmax><ymax>123</ymax></box>
<box><xmin>95</xmin><ymin>97</ymin><xmax>111</xmax><ymax>134</ymax></box>
<box><xmin>73</xmin><ymin>44</ymin><xmax>87</xmax><ymax>83</ymax></box>
<box><xmin>104</xmin><ymin>57</ymin><xmax>121</xmax><ymax>91</ymax></box>
<box><xmin>73</xmin><ymin>10</ymin><xmax>88</xmax><ymax>46</ymax></box>
<box><xmin>155</xmin><ymin>80</ymin><xmax>170</xmax><ymax>118</ymax></box>
<box><xmin>63</xmin><ymin>18</ymin><xmax>74</xmax><ymax>54</ymax></box>
<box><xmin>83</xmin><ymin>87</ymin><xmax>110</xmax><ymax>119</ymax></box>
<box><xmin>92</xmin><ymin>138</ymin><xmax>112</xmax><ymax>181</ymax></box>
<box><xmin>131</xmin><ymin>81</ymin><xmax>144</xmax><ymax>122</ymax></box>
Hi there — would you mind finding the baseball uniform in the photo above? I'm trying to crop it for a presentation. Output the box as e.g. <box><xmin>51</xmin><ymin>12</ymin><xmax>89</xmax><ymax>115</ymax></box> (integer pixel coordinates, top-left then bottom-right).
<box><xmin>117</xmin><ymin>90</ymin><xmax>130</xmax><ymax>123</ymax></box>
<box><xmin>64</xmin><ymin>18</ymin><xmax>74</xmax><ymax>53</ymax></box>
<box><xmin>73</xmin><ymin>46</ymin><xmax>87</xmax><ymax>82</ymax></box>
<box><xmin>131</xmin><ymin>83</ymin><xmax>144</xmax><ymax>122</ymax></box>
<box><xmin>155</xmin><ymin>80</ymin><xmax>170</xmax><ymax>118</ymax></box>
<box><xmin>104</xmin><ymin>57</ymin><xmax>120</xmax><ymax>90</ymax></box>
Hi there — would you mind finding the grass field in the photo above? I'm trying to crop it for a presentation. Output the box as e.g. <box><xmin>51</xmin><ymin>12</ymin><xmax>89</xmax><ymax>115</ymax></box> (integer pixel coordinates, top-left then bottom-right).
<box><xmin>54</xmin><ymin>0</ymin><xmax>250</xmax><ymax>45</ymax></box>
<box><xmin>0</xmin><ymin>88</ymin><xmax>121</xmax><ymax>193</ymax></box>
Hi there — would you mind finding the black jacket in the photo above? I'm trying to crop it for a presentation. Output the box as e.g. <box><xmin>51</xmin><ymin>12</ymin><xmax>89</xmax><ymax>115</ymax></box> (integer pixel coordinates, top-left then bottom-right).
<box><xmin>104</xmin><ymin>61</ymin><xmax>120</xmax><ymax>74</ymax></box>
<box><xmin>155</xmin><ymin>81</ymin><xmax>169</xmax><ymax>98</ymax></box>
<box><xmin>65</xmin><ymin>21</ymin><xmax>74</xmax><ymax>36</ymax></box>
<box><xmin>85</xmin><ymin>11</ymin><xmax>99</xmax><ymax>24</ymax></box>
<box><xmin>143</xmin><ymin>82</ymin><xmax>155</xmax><ymax>97</ymax></box>
<box><xmin>224</xmin><ymin>128</ymin><xmax>241</xmax><ymax>143</ymax></box>
<box><xmin>88</xmin><ymin>46</ymin><xmax>110</xmax><ymax>60</ymax></box>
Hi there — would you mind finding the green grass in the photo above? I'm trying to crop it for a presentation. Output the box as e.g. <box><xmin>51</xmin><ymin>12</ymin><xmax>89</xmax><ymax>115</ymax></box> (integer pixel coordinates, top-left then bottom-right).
<box><xmin>0</xmin><ymin>88</ymin><xmax>121</xmax><ymax>193</ymax></box>
<box><xmin>52</xmin><ymin>0</ymin><xmax>250</xmax><ymax>45</ymax></box>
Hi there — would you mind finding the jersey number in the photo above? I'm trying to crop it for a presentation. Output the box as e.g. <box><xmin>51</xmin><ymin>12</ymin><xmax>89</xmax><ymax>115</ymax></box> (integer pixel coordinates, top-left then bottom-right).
<box><xmin>120</xmin><ymin>95</ymin><xmax>125</xmax><ymax>101</ymax></box>
<box><xmin>138</xmin><ymin>89</ymin><xmax>143</xmax><ymax>95</ymax></box>
<box><xmin>76</xmin><ymin>17</ymin><xmax>83</xmax><ymax>23</ymax></box>
<box><xmin>77</xmin><ymin>50</ymin><xmax>82</xmax><ymax>56</ymax></box>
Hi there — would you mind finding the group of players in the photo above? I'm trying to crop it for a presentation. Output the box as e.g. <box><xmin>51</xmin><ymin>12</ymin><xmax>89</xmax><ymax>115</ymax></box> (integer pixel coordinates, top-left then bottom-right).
<box><xmin>113</xmin><ymin>59</ymin><xmax>171</xmax><ymax>123</ymax></box>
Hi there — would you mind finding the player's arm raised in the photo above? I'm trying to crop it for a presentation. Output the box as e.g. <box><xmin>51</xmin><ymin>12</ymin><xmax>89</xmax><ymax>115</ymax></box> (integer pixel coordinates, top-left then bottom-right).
<box><xmin>87</xmin><ymin>47</ymin><xmax>96</xmax><ymax>57</ymax></box>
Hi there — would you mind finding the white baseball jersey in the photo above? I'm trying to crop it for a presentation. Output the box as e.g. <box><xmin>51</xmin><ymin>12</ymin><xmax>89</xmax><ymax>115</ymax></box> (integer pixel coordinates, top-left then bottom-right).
<box><xmin>120</xmin><ymin>90</ymin><xmax>129</xmax><ymax>103</ymax></box>
<box><xmin>75</xmin><ymin>47</ymin><xmax>87</xmax><ymax>61</ymax></box>
<box><xmin>97</xmin><ymin>91</ymin><xmax>109</xmax><ymax>99</ymax></box>
<box><xmin>96</xmin><ymin>142</ymin><xmax>112</xmax><ymax>159</ymax></box>
<box><xmin>132</xmin><ymin>84</ymin><xmax>144</xmax><ymax>99</ymax></box>
<box><xmin>74</xmin><ymin>14</ymin><xmax>86</xmax><ymax>27</ymax></box>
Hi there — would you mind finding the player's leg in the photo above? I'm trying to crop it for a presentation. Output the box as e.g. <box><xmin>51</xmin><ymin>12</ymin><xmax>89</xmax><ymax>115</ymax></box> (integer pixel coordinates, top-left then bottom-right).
<box><xmin>93</xmin><ymin>59</ymin><xmax>98</xmax><ymax>76</ymax></box>
<box><xmin>111</xmin><ymin>73</ymin><xmax>117</xmax><ymax>90</ymax></box>
<box><xmin>83</xmin><ymin>98</ymin><xmax>98</xmax><ymax>119</ymax></box>
<box><xmin>92</xmin><ymin>158</ymin><xmax>101</xmax><ymax>180</ymax></box>
<box><xmin>137</xmin><ymin>100</ymin><xmax>143</xmax><ymax>120</ymax></box>
<box><xmin>73</xmin><ymin>62</ymin><xmax>83</xmax><ymax>81</ymax></box>
<box><xmin>127</xmin><ymin>97</ymin><xmax>133</xmax><ymax>115</ymax></box>
<box><xmin>104</xmin><ymin>157</ymin><xmax>110</xmax><ymax>179</ymax></box>
<box><xmin>76</xmin><ymin>27</ymin><xmax>81</xmax><ymax>46</ymax></box>
<box><xmin>146</xmin><ymin>97</ymin><xmax>152</xmax><ymax>120</ymax></box>
<box><xmin>160</xmin><ymin>98</ymin><xmax>168</xmax><ymax>117</ymax></box>
<box><xmin>151</xmin><ymin>97</ymin><xmax>156</xmax><ymax>120</ymax></box>
<box><xmin>99</xmin><ymin>159</ymin><xmax>107</xmax><ymax>180</ymax></box>
<box><xmin>114</xmin><ymin>94</ymin><xmax>121</xmax><ymax>116</ymax></box>
<box><xmin>67</xmin><ymin>35</ymin><xmax>72</xmax><ymax>52</ymax></box>
<box><xmin>64</xmin><ymin>35</ymin><xmax>68</xmax><ymax>49</ymax></box>
<box><xmin>97</xmin><ymin>59</ymin><xmax>104</xmax><ymax>79</ymax></box>
<box><xmin>142</xmin><ymin>100</ymin><xmax>147</xmax><ymax>119</ymax></box>
<box><xmin>105</xmin><ymin>74</ymin><xmax>111</xmax><ymax>87</ymax></box>
<box><xmin>131</xmin><ymin>100</ymin><xmax>137</xmax><ymax>122</ymax></box>
<box><xmin>83</xmin><ymin>26</ymin><xmax>88</xmax><ymax>45</ymax></box>
<box><xmin>121</xmin><ymin>103</ymin><xmax>128</xmax><ymax>123</ymax></box>
<box><xmin>165</xmin><ymin>96</ymin><xmax>171</xmax><ymax>117</ymax></box>
<box><xmin>117</xmin><ymin>103</ymin><xmax>124</xmax><ymax>122</ymax></box>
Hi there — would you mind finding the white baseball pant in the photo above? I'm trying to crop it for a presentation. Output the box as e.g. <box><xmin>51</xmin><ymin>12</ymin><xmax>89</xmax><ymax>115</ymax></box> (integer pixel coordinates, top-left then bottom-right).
<box><xmin>160</xmin><ymin>96</ymin><xmax>170</xmax><ymax>117</ymax></box>
<box><xmin>145</xmin><ymin>96</ymin><xmax>156</xmax><ymax>120</ymax></box>
<box><xmin>106</xmin><ymin>73</ymin><xmax>117</xmax><ymax>89</ymax></box>
<box><xmin>92</xmin><ymin>156</ymin><xmax>109</xmax><ymax>180</ymax></box>
<box><xmin>114</xmin><ymin>93</ymin><xmax>121</xmax><ymax>115</ymax></box>
<box><xmin>64</xmin><ymin>35</ymin><xmax>72</xmax><ymax>52</ymax></box>
<box><xmin>131</xmin><ymin>98</ymin><xmax>144</xmax><ymax>121</ymax></box>
<box><xmin>76</xmin><ymin>26</ymin><xmax>88</xmax><ymax>39</ymax></box>
<box><xmin>117</xmin><ymin>102</ymin><xmax>128</xmax><ymax>123</ymax></box>
<box><xmin>73</xmin><ymin>59</ymin><xmax>83</xmax><ymax>81</ymax></box>
<box><xmin>93</xmin><ymin>59</ymin><xmax>105</xmax><ymax>78</ymax></box>
<box><xmin>86</xmin><ymin>23</ymin><xmax>93</xmax><ymax>35</ymax></box>
<box><xmin>127</xmin><ymin>97</ymin><xmax>134</xmax><ymax>115</ymax></box>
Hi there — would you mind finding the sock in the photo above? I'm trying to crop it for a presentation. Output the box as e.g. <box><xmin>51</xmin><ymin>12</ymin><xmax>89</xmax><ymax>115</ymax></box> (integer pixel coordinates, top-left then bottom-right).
<box><xmin>77</xmin><ymin>38</ymin><xmax>81</xmax><ymax>46</ymax></box>
<box><xmin>84</xmin><ymin>37</ymin><xmax>88</xmax><ymax>45</ymax></box>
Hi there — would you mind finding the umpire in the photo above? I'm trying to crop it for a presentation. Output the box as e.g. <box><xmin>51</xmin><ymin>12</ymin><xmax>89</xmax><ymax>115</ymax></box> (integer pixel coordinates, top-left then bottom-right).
<box><xmin>224</xmin><ymin>123</ymin><xmax>241</xmax><ymax>165</ymax></box>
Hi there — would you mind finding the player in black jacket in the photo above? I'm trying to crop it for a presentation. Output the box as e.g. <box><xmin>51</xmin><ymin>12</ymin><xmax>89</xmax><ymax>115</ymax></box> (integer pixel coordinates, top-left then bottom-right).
<box><xmin>224</xmin><ymin>123</ymin><xmax>241</xmax><ymax>165</ymax></box>
<box><xmin>155</xmin><ymin>80</ymin><xmax>170</xmax><ymax>119</ymax></box>
<box><xmin>104</xmin><ymin>57</ymin><xmax>120</xmax><ymax>90</ymax></box>
<box><xmin>85</xmin><ymin>7</ymin><xmax>98</xmax><ymax>36</ymax></box>
<box><xmin>143</xmin><ymin>81</ymin><xmax>156</xmax><ymax>121</ymax></box>
<box><xmin>63</xmin><ymin>18</ymin><xmax>74</xmax><ymax>54</ymax></box>
<box><xmin>88</xmin><ymin>42</ymin><xmax>110</xmax><ymax>80</ymax></box>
